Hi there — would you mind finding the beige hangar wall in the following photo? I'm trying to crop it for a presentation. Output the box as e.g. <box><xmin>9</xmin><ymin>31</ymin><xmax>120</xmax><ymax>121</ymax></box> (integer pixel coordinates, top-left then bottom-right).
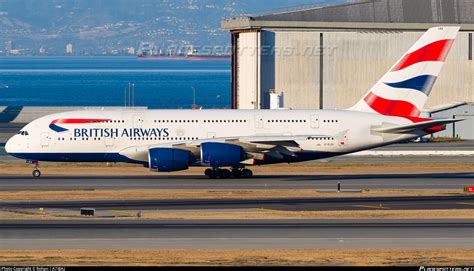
<box><xmin>241</xmin><ymin>30</ymin><xmax>473</xmax><ymax>110</ymax></box>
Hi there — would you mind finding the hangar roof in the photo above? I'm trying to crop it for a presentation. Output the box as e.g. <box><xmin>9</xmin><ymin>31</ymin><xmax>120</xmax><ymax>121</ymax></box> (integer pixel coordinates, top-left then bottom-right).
<box><xmin>222</xmin><ymin>0</ymin><xmax>474</xmax><ymax>31</ymax></box>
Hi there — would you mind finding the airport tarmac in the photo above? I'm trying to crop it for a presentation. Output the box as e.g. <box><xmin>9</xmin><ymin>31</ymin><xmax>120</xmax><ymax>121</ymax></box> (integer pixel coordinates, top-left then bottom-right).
<box><xmin>2</xmin><ymin>195</ymin><xmax>473</xmax><ymax>211</ymax></box>
<box><xmin>1</xmin><ymin>219</ymin><xmax>472</xmax><ymax>249</ymax></box>
<box><xmin>376</xmin><ymin>140</ymin><xmax>474</xmax><ymax>151</ymax></box>
<box><xmin>0</xmin><ymin>172</ymin><xmax>472</xmax><ymax>190</ymax></box>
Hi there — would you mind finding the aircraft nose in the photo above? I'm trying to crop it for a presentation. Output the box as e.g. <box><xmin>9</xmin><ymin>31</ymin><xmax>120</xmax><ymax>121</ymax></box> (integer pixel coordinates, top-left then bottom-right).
<box><xmin>5</xmin><ymin>136</ymin><xmax>15</xmax><ymax>154</ymax></box>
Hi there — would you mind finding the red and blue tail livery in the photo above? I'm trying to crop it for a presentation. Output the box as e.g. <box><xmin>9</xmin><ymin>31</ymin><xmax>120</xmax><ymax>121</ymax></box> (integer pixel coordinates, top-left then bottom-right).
<box><xmin>391</xmin><ymin>38</ymin><xmax>454</xmax><ymax>72</ymax></box>
<box><xmin>352</xmin><ymin>26</ymin><xmax>459</xmax><ymax>119</ymax></box>
<box><xmin>49</xmin><ymin>119</ymin><xmax>111</xmax><ymax>133</ymax></box>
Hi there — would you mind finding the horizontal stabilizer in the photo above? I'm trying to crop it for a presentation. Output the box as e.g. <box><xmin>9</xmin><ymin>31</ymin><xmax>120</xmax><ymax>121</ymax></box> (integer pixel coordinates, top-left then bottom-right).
<box><xmin>373</xmin><ymin>119</ymin><xmax>463</xmax><ymax>134</ymax></box>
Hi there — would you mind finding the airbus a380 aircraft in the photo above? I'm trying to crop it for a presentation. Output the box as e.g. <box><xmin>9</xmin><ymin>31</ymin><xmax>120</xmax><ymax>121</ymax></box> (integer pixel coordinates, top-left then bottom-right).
<box><xmin>6</xmin><ymin>26</ymin><xmax>463</xmax><ymax>178</ymax></box>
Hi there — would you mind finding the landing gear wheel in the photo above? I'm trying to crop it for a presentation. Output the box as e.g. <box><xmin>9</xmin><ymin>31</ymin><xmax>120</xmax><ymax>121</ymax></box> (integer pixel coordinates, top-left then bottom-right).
<box><xmin>205</xmin><ymin>168</ymin><xmax>217</xmax><ymax>179</ymax></box>
<box><xmin>219</xmin><ymin>169</ymin><xmax>231</xmax><ymax>179</ymax></box>
<box><xmin>242</xmin><ymin>169</ymin><xmax>253</xmax><ymax>178</ymax></box>
<box><xmin>205</xmin><ymin>168</ymin><xmax>252</xmax><ymax>179</ymax></box>
<box><xmin>231</xmin><ymin>169</ymin><xmax>243</xmax><ymax>178</ymax></box>
<box><xmin>32</xmin><ymin>169</ymin><xmax>41</xmax><ymax>178</ymax></box>
<box><xmin>29</xmin><ymin>161</ymin><xmax>41</xmax><ymax>178</ymax></box>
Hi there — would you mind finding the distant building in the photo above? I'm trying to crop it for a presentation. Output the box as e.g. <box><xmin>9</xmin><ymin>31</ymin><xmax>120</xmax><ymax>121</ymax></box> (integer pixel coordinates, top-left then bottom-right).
<box><xmin>39</xmin><ymin>47</ymin><xmax>46</xmax><ymax>55</ymax></box>
<box><xmin>423</xmin><ymin>103</ymin><xmax>474</xmax><ymax>140</ymax></box>
<box><xmin>138</xmin><ymin>42</ymin><xmax>156</xmax><ymax>56</ymax></box>
<box><xmin>127</xmin><ymin>47</ymin><xmax>136</xmax><ymax>55</ymax></box>
<box><xmin>66</xmin><ymin>43</ymin><xmax>73</xmax><ymax>55</ymax></box>
<box><xmin>9</xmin><ymin>49</ymin><xmax>21</xmax><ymax>56</ymax></box>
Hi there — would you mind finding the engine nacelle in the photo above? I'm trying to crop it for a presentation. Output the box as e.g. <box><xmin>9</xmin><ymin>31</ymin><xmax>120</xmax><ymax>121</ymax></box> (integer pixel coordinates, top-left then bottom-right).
<box><xmin>201</xmin><ymin>142</ymin><xmax>246</xmax><ymax>167</ymax></box>
<box><xmin>149</xmin><ymin>148</ymin><xmax>193</xmax><ymax>172</ymax></box>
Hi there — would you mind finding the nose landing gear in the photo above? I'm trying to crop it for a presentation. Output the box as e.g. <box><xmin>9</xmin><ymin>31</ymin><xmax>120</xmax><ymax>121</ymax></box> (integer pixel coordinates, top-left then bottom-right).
<box><xmin>204</xmin><ymin>167</ymin><xmax>253</xmax><ymax>179</ymax></box>
<box><xmin>27</xmin><ymin>160</ymin><xmax>41</xmax><ymax>178</ymax></box>
<box><xmin>32</xmin><ymin>169</ymin><xmax>41</xmax><ymax>178</ymax></box>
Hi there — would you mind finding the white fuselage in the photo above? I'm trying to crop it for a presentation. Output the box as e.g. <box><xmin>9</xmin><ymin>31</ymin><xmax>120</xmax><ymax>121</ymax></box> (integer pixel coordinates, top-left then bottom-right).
<box><xmin>6</xmin><ymin>109</ymin><xmax>420</xmax><ymax>166</ymax></box>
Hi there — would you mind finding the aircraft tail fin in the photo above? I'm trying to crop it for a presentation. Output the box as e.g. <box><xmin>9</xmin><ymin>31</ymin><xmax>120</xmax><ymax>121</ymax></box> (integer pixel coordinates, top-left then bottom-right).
<box><xmin>350</xmin><ymin>26</ymin><xmax>460</xmax><ymax>118</ymax></box>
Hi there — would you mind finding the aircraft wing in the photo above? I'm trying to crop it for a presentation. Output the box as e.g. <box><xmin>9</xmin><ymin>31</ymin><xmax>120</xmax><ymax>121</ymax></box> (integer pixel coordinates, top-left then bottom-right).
<box><xmin>221</xmin><ymin>135</ymin><xmax>316</xmax><ymax>147</ymax></box>
<box><xmin>179</xmin><ymin>135</ymin><xmax>330</xmax><ymax>164</ymax></box>
<box><xmin>373</xmin><ymin>119</ymin><xmax>463</xmax><ymax>134</ymax></box>
<box><xmin>119</xmin><ymin>135</ymin><xmax>329</xmax><ymax>163</ymax></box>
<box><xmin>191</xmin><ymin>134</ymin><xmax>335</xmax><ymax>148</ymax></box>
<box><xmin>162</xmin><ymin>135</ymin><xmax>325</xmax><ymax>153</ymax></box>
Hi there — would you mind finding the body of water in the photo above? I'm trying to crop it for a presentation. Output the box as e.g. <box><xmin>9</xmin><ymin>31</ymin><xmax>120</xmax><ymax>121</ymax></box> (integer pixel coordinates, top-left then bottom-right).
<box><xmin>0</xmin><ymin>56</ymin><xmax>231</xmax><ymax>109</ymax></box>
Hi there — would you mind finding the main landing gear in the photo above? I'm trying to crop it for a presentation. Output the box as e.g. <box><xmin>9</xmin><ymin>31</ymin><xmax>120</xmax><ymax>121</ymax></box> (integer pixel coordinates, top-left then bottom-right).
<box><xmin>29</xmin><ymin>160</ymin><xmax>41</xmax><ymax>178</ymax></box>
<box><xmin>204</xmin><ymin>167</ymin><xmax>253</xmax><ymax>179</ymax></box>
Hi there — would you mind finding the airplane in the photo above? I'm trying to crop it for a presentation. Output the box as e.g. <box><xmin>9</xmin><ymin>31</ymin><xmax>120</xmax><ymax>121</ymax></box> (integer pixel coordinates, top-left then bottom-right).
<box><xmin>5</xmin><ymin>26</ymin><xmax>463</xmax><ymax>178</ymax></box>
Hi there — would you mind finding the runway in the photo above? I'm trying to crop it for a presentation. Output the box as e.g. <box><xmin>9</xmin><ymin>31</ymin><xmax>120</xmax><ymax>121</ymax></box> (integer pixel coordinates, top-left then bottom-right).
<box><xmin>0</xmin><ymin>173</ymin><xmax>473</xmax><ymax>190</ymax></box>
<box><xmin>1</xmin><ymin>219</ymin><xmax>472</xmax><ymax>249</ymax></box>
<box><xmin>2</xmin><ymin>195</ymin><xmax>474</xmax><ymax>211</ymax></box>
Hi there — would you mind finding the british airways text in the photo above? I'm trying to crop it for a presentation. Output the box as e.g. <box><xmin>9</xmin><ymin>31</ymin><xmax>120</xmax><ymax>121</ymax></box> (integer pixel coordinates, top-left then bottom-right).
<box><xmin>73</xmin><ymin>128</ymin><xmax>170</xmax><ymax>138</ymax></box>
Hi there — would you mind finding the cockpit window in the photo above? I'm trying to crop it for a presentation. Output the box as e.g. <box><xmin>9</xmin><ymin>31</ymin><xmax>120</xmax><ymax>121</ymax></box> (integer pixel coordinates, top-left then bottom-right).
<box><xmin>18</xmin><ymin>131</ymin><xmax>29</xmax><ymax>136</ymax></box>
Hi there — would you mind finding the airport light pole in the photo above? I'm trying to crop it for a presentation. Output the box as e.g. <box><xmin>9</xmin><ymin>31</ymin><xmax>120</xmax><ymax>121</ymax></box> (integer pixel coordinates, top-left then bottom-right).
<box><xmin>191</xmin><ymin>86</ymin><xmax>197</xmax><ymax>109</ymax></box>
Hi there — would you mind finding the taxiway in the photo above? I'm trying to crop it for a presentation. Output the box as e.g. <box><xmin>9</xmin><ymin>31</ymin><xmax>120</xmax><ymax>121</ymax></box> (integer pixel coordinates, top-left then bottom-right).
<box><xmin>1</xmin><ymin>219</ymin><xmax>472</xmax><ymax>249</ymax></box>
<box><xmin>0</xmin><ymin>172</ymin><xmax>472</xmax><ymax>190</ymax></box>
<box><xmin>2</xmin><ymin>195</ymin><xmax>473</xmax><ymax>211</ymax></box>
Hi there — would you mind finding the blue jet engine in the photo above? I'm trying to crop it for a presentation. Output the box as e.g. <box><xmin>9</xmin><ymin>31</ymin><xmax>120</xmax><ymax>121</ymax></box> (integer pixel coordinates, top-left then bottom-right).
<box><xmin>149</xmin><ymin>148</ymin><xmax>194</xmax><ymax>172</ymax></box>
<box><xmin>201</xmin><ymin>142</ymin><xmax>247</xmax><ymax>167</ymax></box>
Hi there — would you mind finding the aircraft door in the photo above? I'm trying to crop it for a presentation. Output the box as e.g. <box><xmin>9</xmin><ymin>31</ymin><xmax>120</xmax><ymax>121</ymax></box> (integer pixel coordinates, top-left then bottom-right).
<box><xmin>133</xmin><ymin>115</ymin><xmax>143</xmax><ymax>129</ymax></box>
<box><xmin>254</xmin><ymin>115</ymin><xmax>264</xmax><ymax>129</ymax></box>
<box><xmin>40</xmin><ymin>133</ymin><xmax>50</xmax><ymax>147</ymax></box>
<box><xmin>105</xmin><ymin>137</ymin><xmax>115</xmax><ymax>147</ymax></box>
<box><xmin>337</xmin><ymin>130</ymin><xmax>349</xmax><ymax>146</ymax></box>
<box><xmin>310</xmin><ymin>115</ymin><xmax>319</xmax><ymax>129</ymax></box>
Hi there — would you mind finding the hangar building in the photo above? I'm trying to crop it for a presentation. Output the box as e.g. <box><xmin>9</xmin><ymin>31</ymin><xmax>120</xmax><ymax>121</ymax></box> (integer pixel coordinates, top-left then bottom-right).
<box><xmin>221</xmin><ymin>0</ymin><xmax>473</xmax><ymax>115</ymax></box>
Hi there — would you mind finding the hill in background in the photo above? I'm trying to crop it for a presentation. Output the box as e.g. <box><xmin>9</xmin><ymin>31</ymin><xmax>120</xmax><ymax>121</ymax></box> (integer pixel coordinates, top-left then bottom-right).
<box><xmin>0</xmin><ymin>0</ymin><xmax>344</xmax><ymax>55</ymax></box>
